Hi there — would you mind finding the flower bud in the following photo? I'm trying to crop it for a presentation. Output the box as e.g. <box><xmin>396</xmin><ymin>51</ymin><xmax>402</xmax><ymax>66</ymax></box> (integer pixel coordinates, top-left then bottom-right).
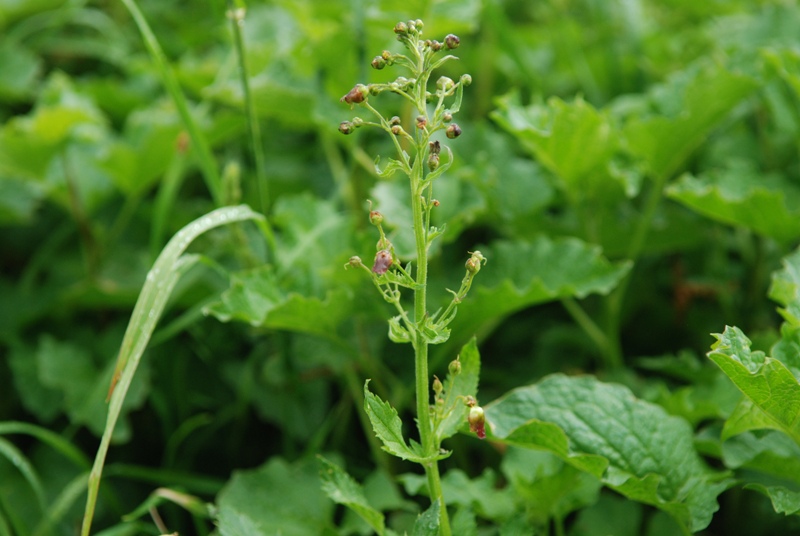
<box><xmin>429</xmin><ymin>140</ymin><xmax>440</xmax><ymax>155</ymax></box>
<box><xmin>391</xmin><ymin>125</ymin><xmax>404</xmax><ymax>136</ymax></box>
<box><xmin>338</xmin><ymin>121</ymin><xmax>354</xmax><ymax>135</ymax></box>
<box><xmin>446</xmin><ymin>123</ymin><xmax>462</xmax><ymax>139</ymax></box>
<box><xmin>437</xmin><ymin>76</ymin><xmax>454</xmax><ymax>91</ymax></box>
<box><xmin>443</xmin><ymin>111</ymin><xmax>453</xmax><ymax>123</ymax></box>
<box><xmin>389</xmin><ymin>116</ymin><xmax>401</xmax><ymax>126</ymax></box>
<box><xmin>414</xmin><ymin>19</ymin><xmax>424</xmax><ymax>29</ymax></box>
<box><xmin>429</xmin><ymin>40</ymin><xmax>442</xmax><ymax>52</ymax></box>
<box><xmin>394</xmin><ymin>21</ymin><xmax>408</xmax><ymax>35</ymax></box>
<box><xmin>369</xmin><ymin>210</ymin><xmax>383</xmax><ymax>225</ymax></box>
<box><xmin>428</xmin><ymin>153</ymin><xmax>439</xmax><ymax>172</ymax></box>
<box><xmin>445</xmin><ymin>34</ymin><xmax>460</xmax><ymax>49</ymax></box>
<box><xmin>340</xmin><ymin>84</ymin><xmax>369</xmax><ymax>105</ymax></box>
<box><xmin>432</xmin><ymin>199</ymin><xmax>440</xmax><ymax>207</ymax></box>
<box><xmin>407</xmin><ymin>20</ymin><xmax>417</xmax><ymax>33</ymax></box>
<box><xmin>382</xmin><ymin>50</ymin><xmax>392</xmax><ymax>61</ymax></box>
<box><xmin>460</xmin><ymin>74</ymin><xmax>473</xmax><ymax>86</ymax></box>
<box><xmin>416</xmin><ymin>115</ymin><xmax>427</xmax><ymax>129</ymax></box>
<box><xmin>345</xmin><ymin>256</ymin><xmax>363</xmax><ymax>269</ymax></box>
<box><xmin>468</xmin><ymin>406</ymin><xmax>486</xmax><ymax>439</ymax></box>
<box><xmin>372</xmin><ymin>250</ymin><xmax>393</xmax><ymax>275</ymax></box>
<box><xmin>448</xmin><ymin>358</ymin><xmax>461</xmax><ymax>376</ymax></box>
<box><xmin>394</xmin><ymin>76</ymin><xmax>409</xmax><ymax>87</ymax></box>
<box><xmin>432</xmin><ymin>376</ymin><xmax>443</xmax><ymax>396</ymax></box>
<box><xmin>352</xmin><ymin>117</ymin><xmax>364</xmax><ymax>127</ymax></box>
<box><xmin>466</xmin><ymin>250</ymin><xmax>486</xmax><ymax>274</ymax></box>
<box><xmin>371</xmin><ymin>56</ymin><xmax>386</xmax><ymax>70</ymax></box>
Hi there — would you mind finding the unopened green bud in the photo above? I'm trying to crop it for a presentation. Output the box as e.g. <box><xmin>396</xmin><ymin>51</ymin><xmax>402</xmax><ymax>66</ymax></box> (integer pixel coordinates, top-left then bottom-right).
<box><xmin>448</xmin><ymin>358</ymin><xmax>461</xmax><ymax>376</ymax></box>
<box><xmin>395</xmin><ymin>76</ymin><xmax>409</xmax><ymax>86</ymax></box>
<box><xmin>446</xmin><ymin>123</ymin><xmax>462</xmax><ymax>139</ymax></box>
<box><xmin>371</xmin><ymin>56</ymin><xmax>386</xmax><ymax>70</ymax></box>
<box><xmin>428</xmin><ymin>153</ymin><xmax>439</xmax><ymax>172</ymax></box>
<box><xmin>345</xmin><ymin>256</ymin><xmax>363</xmax><ymax>269</ymax></box>
<box><xmin>389</xmin><ymin>116</ymin><xmax>401</xmax><ymax>126</ymax></box>
<box><xmin>432</xmin><ymin>376</ymin><xmax>443</xmax><ymax>396</ymax></box>
<box><xmin>437</xmin><ymin>76</ymin><xmax>454</xmax><ymax>91</ymax></box>
<box><xmin>445</xmin><ymin>34</ymin><xmax>460</xmax><ymax>49</ymax></box>
<box><xmin>414</xmin><ymin>19</ymin><xmax>424</xmax><ymax>29</ymax></box>
<box><xmin>460</xmin><ymin>74</ymin><xmax>473</xmax><ymax>86</ymax></box>
<box><xmin>369</xmin><ymin>210</ymin><xmax>383</xmax><ymax>225</ymax></box>
<box><xmin>382</xmin><ymin>50</ymin><xmax>392</xmax><ymax>61</ymax></box>
<box><xmin>465</xmin><ymin>250</ymin><xmax>486</xmax><ymax>274</ymax></box>
<box><xmin>394</xmin><ymin>21</ymin><xmax>408</xmax><ymax>35</ymax></box>
<box><xmin>391</xmin><ymin>124</ymin><xmax>404</xmax><ymax>136</ymax></box>
<box><xmin>352</xmin><ymin>117</ymin><xmax>364</xmax><ymax>127</ymax></box>
<box><xmin>429</xmin><ymin>40</ymin><xmax>442</xmax><ymax>52</ymax></box>
<box><xmin>338</xmin><ymin>121</ymin><xmax>354</xmax><ymax>135</ymax></box>
<box><xmin>443</xmin><ymin>111</ymin><xmax>453</xmax><ymax>123</ymax></box>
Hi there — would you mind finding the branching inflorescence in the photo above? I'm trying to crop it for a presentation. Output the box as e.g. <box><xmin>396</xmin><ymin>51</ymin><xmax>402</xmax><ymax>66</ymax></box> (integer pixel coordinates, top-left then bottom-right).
<box><xmin>339</xmin><ymin>19</ymin><xmax>485</xmax><ymax>534</ymax></box>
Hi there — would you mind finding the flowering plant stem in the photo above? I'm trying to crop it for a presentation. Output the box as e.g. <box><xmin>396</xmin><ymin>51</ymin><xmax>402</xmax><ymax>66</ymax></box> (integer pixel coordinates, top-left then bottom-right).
<box><xmin>340</xmin><ymin>19</ymin><xmax>481</xmax><ymax>534</ymax></box>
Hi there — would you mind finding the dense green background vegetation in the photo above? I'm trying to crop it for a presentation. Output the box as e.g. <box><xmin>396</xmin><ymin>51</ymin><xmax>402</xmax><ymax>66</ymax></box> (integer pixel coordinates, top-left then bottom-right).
<box><xmin>3</xmin><ymin>0</ymin><xmax>800</xmax><ymax>534</ymax></box>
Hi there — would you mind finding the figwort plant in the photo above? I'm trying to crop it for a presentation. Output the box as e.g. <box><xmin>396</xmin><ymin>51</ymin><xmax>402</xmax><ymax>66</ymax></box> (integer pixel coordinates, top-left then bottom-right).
<box><xmin>337</xmin><ymin>19</ymin><xmax>484</xmax><ymax>533</ymax></box>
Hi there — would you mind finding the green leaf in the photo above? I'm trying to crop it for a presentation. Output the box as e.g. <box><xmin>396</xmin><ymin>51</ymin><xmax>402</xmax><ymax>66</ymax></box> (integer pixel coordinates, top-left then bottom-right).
<box><xmin>411</xmin><ymin>498</ymin><xmax>440</xmax><ymax>536</ymax></box>
<box><xmin>744</xmin><ymin>484</ymin><xmax>800</xmax><ymax>516</ymax></box>
<box><xmin>769</xmin><ymin>247</ymin><xmax>800</xmax><ymax>326</ymax></box>
<box><xmin>363</xmin><ymin>381</ymin><xmax>426</xmax><ymax>463</ymax></box>
<box><xmin>318</xmin><ymin>456</ymin><xmax>385</xmax><ymax>535</ymax></box>
<box><xmin>708</xmin><ymin>326</ymin><xmax>800</xmax><ymax>445</ymax></box>
<box><xmin>666</xmin><ymin>168</ymin><xmax>800</xmax><ymax>243</ymax></box>
<box><xmin>624</xmin><ymin>64</ymin><xmax>758</xmax><ymax>178</ymax></box>
<box><xmin>721</xmin><ymin>430</ymin><xmax>800</xmax><ymax>486</ymax></box>
<box><xmin>485</xmin><ymin>374</ymin><xmax>730</xmax><ymax>532</ymax></box>
<box><xmin>215</xmin><ymin>458</ymin><xmax>333</xmax><ymax>536</ymax></box>
<box><xmin>446</xmin><ymin>237</ymin><xmax>630</xmax><ymax>345</ymax></box>
<box><xmin>440</xmin><ymin>469</ymin><xmax>515</xmax><ymax>521</ymax></box>
<box><xmin>204</xmin><ymin>265</ymin><xmax>353</xmax><ymax>338</ymax></box>
<box><xmin>437</xmin><ymin>337</ymin><xmax>481</xmax><ymax>441</ymax></box>
<box><xmin>492</xmin><ymin>93</ymin><xmax>623</xmax><ymax>200</ymax></box>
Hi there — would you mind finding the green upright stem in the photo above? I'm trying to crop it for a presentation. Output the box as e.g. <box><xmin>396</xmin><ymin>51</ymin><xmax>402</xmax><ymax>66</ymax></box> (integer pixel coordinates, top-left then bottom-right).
<box><xmin>411</xmin><ymin>150</ymin><xmax>451</xmax><ymax>535</ymax></box>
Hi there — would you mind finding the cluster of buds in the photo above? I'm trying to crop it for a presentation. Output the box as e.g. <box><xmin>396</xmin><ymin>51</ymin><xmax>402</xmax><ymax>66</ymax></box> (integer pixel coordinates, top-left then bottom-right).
<box><xmin>338</xmin><ymin>116</ymin><xmax>364</xmax><ymax>135</ymax></box>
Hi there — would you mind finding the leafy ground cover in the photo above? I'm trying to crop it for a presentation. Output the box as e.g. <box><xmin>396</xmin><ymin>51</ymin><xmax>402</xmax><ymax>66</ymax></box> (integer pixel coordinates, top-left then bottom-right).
<box><xmin>2</xmin><ymin>0</ymin><xmax>800</xmax><ymax>534</ymax></box>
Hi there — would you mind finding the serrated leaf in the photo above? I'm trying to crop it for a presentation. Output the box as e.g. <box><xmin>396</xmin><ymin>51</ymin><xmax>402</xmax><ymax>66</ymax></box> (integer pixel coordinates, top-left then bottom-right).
<box><xmin>215</xmin><ymin>458</ymin><xmax>332</xmax><ymax>536</ymax></box>
<box><xmin>363</xmin><ymin>381</ymin><xmax>425</xmax><ymax>463</ymax></box>
<box><xmin>708</xmin><ymin>326</ymin><xmax>800</xmax><ymax>445</ymax></box>
<box><xmin>624</xmin><ymin>65</ymin><xmax>757</xmax><ymax>178</ymax></box>
<box><xmin>744</xmin><ymin>484</ymin><xmax>800</xmax><ymax>516</ymax></box>
<box><xmin>485</xmin><ymin>374</ymin><xmax>730</xmax><ymax>532</ymax></box>
<box><xmin>445</xmin><ymin>237</ymin><xmax>631</xmax><ymax>345</ymax></box>
<box><xmin>492</xmin><ymin>93</ymin><xmax>624</xmax><ymax>201</ymax></box>
<box><xmin>721</xmin><ymin>430</ymin><xmax>800</xmax><ymax>486</ymax></box>
<box><xmin>204</xmin><ymin>265</ymin><xmax>353</xmax><ymax>338</ymax></box>
<box><xmin>769</xmin><ymin>247</ymin><xmax>800</xmax><ymax>326</ymax></box>
<box><xmin>318</xmin><ymin>456</ymin><xmax>385</xmax><ymax>535</ymax></box>
<box><xmin>411</xmin><ymin>498</ymin><xmax>440</xmax><ymax>536</ymax></box>
<box><xmin>666</xmin><ymin>169</ymin><xmax>800</xmax><ymax>243</ymax></box>
<box><xmin>437</xmin><ymin>338</ymin><xmax>480</xmax><ymax>441</ymax></box>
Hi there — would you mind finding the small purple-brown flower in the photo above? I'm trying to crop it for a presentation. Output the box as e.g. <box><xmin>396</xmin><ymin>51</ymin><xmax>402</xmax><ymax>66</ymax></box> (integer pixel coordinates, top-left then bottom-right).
<box><xmin>372</xmin><ymin>250</ymin><xmax>393</xmax><ymax>275</ymax></box>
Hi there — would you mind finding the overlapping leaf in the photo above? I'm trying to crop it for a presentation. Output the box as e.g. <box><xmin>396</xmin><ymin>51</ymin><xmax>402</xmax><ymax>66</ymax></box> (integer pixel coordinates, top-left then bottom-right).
<box><xmin>667</xmin><ymin>169</ymin><xmax>800</xmax><ymax>243</ymax></box>
<box><xmin>444</xmin><ymin>237</ymin><xmax>630</xmax><ymax>345</ymax></box>
<box><xmin>319</xmin><ymin>456</ymin><xmax>386</xmax><ymax>536</ymax></box>
<box><xmin>485</xmin><ymin>374</ymin><xmax>731</xmax><ymax>532</ymax></box>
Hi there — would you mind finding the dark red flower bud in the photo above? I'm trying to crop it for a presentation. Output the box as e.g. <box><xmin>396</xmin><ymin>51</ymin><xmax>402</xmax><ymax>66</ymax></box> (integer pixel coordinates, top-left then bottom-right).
<box><xmin>446</xmin><ymin>123</ymin><xmax>462</xmax><ymax>139</ymax></box>
<box><xmin>445</xmin><ymin>34</ymin><xmax>460</xmax><ymax>50</ymax></box>
<box><xmin>340</xmin><ymin>84</ymin><xmax>368</xmax><ymax>105</ymax></box>
<box><xmin>468</xmin><ymin>406</ymin><xmax>486</xmax><ymax>439</ymax></box>
<box><xmin>339</xmin><ymin>121</ymin><xmax>354</xmax><ymax>135</ymax></box>
<box><xmin>416</xmin><ymin>115</ymin><xmax>427</xmax><ymax>129</ymax></box>
<box><xmin>372</xmin><ymin>250</ymin><xmax>393</xmax><ymax>275</ymax></box>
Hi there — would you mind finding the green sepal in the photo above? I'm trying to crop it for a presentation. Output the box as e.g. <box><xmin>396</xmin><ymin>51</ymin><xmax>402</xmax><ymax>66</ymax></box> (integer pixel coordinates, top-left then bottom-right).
<box><xmin>388</xmin><ymin>316</ymin><xmax>413</xmax><ymax>344</ymax></box>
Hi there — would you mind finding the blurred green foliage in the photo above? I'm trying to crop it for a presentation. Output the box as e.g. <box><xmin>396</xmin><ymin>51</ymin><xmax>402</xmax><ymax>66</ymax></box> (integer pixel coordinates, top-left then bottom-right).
<box><xmin>2</xmin><ymin>0</ymin><xmax>800</xmax><ymax>534</ymax></box>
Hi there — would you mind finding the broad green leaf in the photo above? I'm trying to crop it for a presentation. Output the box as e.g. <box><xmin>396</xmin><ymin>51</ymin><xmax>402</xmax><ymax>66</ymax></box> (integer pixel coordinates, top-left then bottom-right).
<box><xmin>570</xmin><ymin>493</ymin><xmax>643</xmax><ymax>536</ymax></box>
<box><xmin>492</xmin><ymin>93</ymin><xmax>625</xmax><ymax>201</ymax></box>
<box><xmin>769</xmin><ymin>247</ymin><xmax>800</xmax><ymax>326</ymax></box>
<box><xmin>0</xmin><ymin>39</ymin><xmax>41</xmax><ymax>101</ymax></box>
<box><xmin>318</xmin><ymin>456</ymin><xmax>385</xmax><ymax>535</ymax></box>
<box><xmin>204</xmin><ymin>265</ymin><xmax>353</xmax><ymax>338</ymax></box>
<box><xmin>624</xmin><ymin>65</ymin><xmax>757</xmax><ymax>179</ymax></box>
<box><xmin>363</xmin><ymin>381</ymin><xmax>426</xmax><ymax>463</ymax></box>
<box><xmin>440</xmin><ymin>469</ymin><xmax>515</xmax><ymax>521</ymax></box>
<box><xmin>708</xmin><ymin>326</ymin><xmax>800</xmax><ymax>445</ymax></box>
<box><xmin>721</xmin><ymin>430</ymin><xmax>800</xmax><ymax>486</ymax></box>
<box><xmin>445</xmin><ymin>237</ymin><xmax>631</xmax><ymax>346</ymax></box>
<box><xmin>501</xmin><ymin>448</ymin><xmax>601</xmax><ymax>527</ymax></box>
<box><xmin>411</xmin><ymin>498</ymin><xmax>440</xmax><ymax>536</ymax></box>
<box><xmin>745</xmin><ymin>484</ymin><xmax>800</xmax><ymax>516</ymax></box>
<box><xmin>485</xmin><ymin>374</ymin><xmax>730</xmax><ymax>532</ymax></box>
<box><xmin>215</xmin><ymin>458</ymin><xmax>332</xmax><ymax>536</ymax></box>
<box><xmin>437</xmin><ymin>337</ymin><xmax>480</xmax><ymax>442</ymax></box>
<box><xmin>666</xmin><ymin>169</ymin><xmax>800</xmax><ymax>243</ymax></box>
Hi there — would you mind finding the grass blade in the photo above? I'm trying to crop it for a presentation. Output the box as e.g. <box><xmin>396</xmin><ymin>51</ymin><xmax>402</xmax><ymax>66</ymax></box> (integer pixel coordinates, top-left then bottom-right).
<box><xmin>80</xmin><ymin>205</ymin><xmax>266</xmax><ymax>536</ymax></box>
